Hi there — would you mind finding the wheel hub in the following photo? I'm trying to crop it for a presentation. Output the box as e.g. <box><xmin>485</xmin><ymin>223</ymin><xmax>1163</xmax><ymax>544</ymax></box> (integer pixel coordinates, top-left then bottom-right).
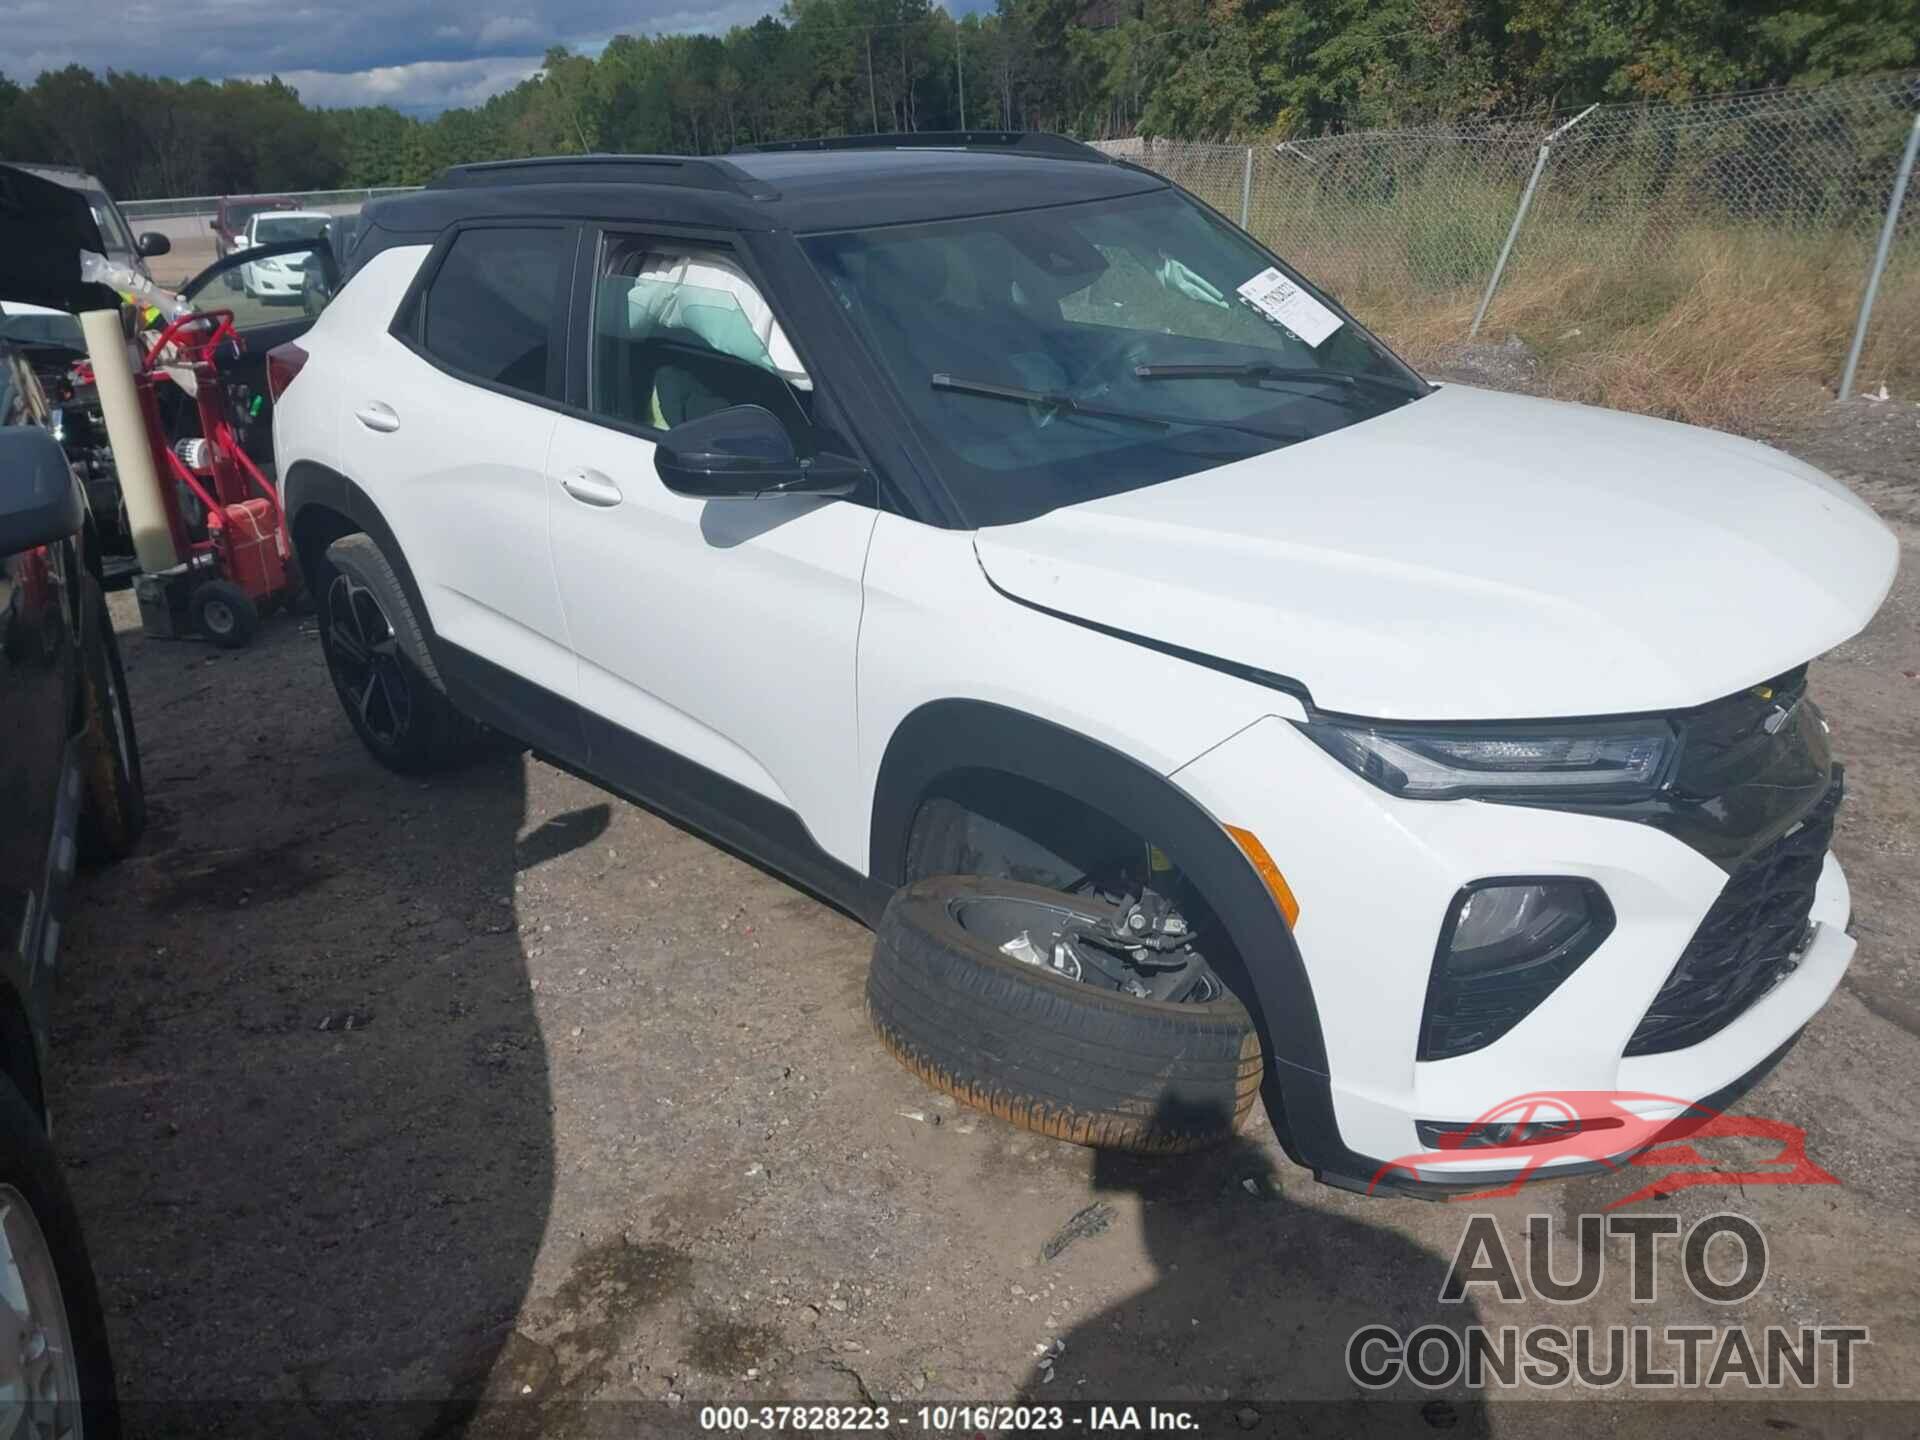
<box><xmin>953</xmin><ymin>891</ymin><xmax>1223</xmax><ymax>1004</ymax></box>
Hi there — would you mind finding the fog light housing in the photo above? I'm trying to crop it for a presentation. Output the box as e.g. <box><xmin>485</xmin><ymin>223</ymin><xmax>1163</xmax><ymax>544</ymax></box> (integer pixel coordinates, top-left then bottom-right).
<box><xmin>1419</xmin><ymin>878</ymin><xmax>1615</xmax><ymax>1061</ymax></box>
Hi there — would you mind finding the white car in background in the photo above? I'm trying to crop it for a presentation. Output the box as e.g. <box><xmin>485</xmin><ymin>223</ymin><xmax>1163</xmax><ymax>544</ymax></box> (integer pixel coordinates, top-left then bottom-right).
<box><xmin>239</xmin><ymin>210</ymin><xmax>331</xmax><ymax>301</ymax></box>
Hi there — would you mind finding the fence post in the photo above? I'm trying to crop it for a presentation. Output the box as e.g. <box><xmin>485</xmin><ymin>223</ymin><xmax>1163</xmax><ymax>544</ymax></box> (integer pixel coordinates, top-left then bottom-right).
<box><xmin>1840</xmin><ymin>112</ymin><xmax>1920</xmax><ymax>400</ymax></box>
<box><xmin>1470</xmin><ymin>103</ymin><xmax>1598</xmax><ymax>338</ymax></box>
<box><xmin>1240</xmin><ymin>146</ymin><xmax>1253</xmax><ymax>229</ymax></box>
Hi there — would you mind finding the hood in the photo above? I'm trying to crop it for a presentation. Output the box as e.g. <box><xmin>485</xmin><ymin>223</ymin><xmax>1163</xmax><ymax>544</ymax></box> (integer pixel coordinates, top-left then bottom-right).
<box><xmin>973</xmin><ymin>384</ymin><xmax>1899</xmax><ymax>721</ymax></box>
<box><xmin>0</xmin><ymin>163</ymin><xmax>111</xmax><ymax>313</ymax></box>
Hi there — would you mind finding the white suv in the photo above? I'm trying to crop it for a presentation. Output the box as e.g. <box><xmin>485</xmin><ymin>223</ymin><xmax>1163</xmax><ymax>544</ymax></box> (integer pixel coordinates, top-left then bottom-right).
<box><xmin>267</xmin><ymin>136</ymin><xmax>1896</xmax><ymax>1194</ymax></box>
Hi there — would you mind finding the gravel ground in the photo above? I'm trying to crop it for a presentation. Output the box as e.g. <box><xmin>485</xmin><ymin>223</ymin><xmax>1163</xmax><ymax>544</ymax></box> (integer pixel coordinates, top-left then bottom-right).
<box><xmin>51</xmin><ymin>390</ymin><xmax>1920</xmax><ymax>1438</ymax></box>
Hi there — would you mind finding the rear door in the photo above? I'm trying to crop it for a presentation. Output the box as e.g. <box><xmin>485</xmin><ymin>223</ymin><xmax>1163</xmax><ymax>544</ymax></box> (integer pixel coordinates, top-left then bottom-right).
<box><xmin>543</xmin><ymin>225</ymin><xmax>877</xmax><ymax>867</ymax></box>
<box><xmin>337</xmin><ymin>221</ymin><xmax>583</xmax><ymax>751</ymax></box>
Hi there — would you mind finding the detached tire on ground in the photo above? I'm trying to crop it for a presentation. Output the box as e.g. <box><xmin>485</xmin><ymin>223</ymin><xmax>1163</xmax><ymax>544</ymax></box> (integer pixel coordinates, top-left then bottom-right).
<box><xmin>867</xmin><ymin>876</ymin><xmax>1263</xmax><ymax>1153</ymax></box>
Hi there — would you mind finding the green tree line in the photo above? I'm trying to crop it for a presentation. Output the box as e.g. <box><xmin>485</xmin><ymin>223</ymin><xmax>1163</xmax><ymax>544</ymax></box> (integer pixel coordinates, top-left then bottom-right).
<box><xmin>1</xmin><ymin>0</ymin><xmax>1913</xmax><ymax>199</ymax></box>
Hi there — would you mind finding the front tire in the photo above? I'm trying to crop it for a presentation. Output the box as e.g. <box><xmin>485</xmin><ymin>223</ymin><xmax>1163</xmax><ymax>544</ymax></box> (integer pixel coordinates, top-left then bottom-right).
<box><xmin>319</xmin><ymin>533</ymin><xmax>485</xmax><ymax>773</ymax></box>
<box><xmin>867</xmin><ymin>876</ymin><xmax>1263</xmax><ymax>1153</ymax></box>
<box><xmin>0</xmin><ymin>1078</ymin><xmax>121</xmax><ymax>1440</ymax></box>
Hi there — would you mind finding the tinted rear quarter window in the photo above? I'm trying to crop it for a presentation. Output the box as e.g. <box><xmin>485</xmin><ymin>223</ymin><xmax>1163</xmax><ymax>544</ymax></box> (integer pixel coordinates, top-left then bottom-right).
<box><xmin>421</xmin><ymin>226</ymin><xmax>570</xmax><ymax>400</ymax></box>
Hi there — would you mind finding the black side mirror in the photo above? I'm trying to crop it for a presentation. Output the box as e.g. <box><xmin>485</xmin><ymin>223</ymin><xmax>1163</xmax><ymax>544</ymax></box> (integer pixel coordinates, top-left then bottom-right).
<box><xmin>137</xmin><ymin>231</ymin><xmax>172</xmax><ymax>258</ymax></box>
<box><xmin>0</xmin><ymin>428</ymin><xmax>84</xmax><ymax>557</ymax></box>
<box><xmin>654</xmin><ymin>404</ymin><xmax>865</xmax><ymax>500</ymax></box>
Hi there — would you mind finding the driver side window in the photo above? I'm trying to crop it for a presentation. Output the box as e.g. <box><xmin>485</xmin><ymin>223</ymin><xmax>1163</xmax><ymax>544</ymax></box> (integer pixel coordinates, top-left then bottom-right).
<box><xmin>588</xmin><ymin>236</ymin><xmax>814</xmax><ymax>443</ymax></box>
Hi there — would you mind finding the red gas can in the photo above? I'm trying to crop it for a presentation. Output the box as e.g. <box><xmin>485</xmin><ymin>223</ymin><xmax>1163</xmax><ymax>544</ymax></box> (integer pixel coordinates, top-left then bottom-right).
<box><xmin>221</xmin><ymin>498</ymin><xmax>287</xmax><ymax>600</ymax></box>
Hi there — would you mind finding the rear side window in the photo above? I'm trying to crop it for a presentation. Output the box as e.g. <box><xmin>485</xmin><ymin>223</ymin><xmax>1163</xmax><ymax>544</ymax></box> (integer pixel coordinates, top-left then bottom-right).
<box><xmin>421</xmin><ymin>226</ymin><xmax>570</xmax><ymax>401</ymax></box>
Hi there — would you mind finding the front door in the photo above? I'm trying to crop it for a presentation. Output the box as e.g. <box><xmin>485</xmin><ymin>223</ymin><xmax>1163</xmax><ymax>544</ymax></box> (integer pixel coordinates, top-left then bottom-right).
<box><xmin>545</xmin><ymin>228</ymin><xmax>876</xmax><ymax>868</ymax></box>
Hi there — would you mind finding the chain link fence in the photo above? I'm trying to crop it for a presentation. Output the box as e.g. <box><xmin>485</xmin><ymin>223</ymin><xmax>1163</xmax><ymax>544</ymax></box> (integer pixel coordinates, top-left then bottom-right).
<box><xmin>1100</xmin><ymin>72</ymin><xmax>1920</xmax><ymax>420</ymax></box>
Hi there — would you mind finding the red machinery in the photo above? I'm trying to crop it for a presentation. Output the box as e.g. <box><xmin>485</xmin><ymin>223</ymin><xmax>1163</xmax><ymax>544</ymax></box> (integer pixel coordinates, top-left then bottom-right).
<box><xmin>129</xmin><ymin>309</ymin><xmax>297</xmax><ymax>648</ymax></box>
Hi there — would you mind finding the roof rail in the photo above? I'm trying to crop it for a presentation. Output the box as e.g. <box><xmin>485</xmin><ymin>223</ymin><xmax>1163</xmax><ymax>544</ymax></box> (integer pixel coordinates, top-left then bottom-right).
<box><xmin>738</xmin><ymin>131</ymin><xmax>1112</xmax><ymax>163</ymax></box>
<box><xmin>429</xmin><ymin>154</ymin><xmax>781</xmax><ymax>201</ymax></box>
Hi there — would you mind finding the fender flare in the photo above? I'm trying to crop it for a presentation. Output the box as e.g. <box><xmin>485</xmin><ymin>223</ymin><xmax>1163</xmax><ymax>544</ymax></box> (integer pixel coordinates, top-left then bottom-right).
<box><xmin>283</xmin><ymin>461</ymin><xmax>436</xmax><ymax>647</ymax></box>
<box><xmin>866</xmin><ymin>699</ymin><xmax>1372</xmax><ymax>1165</ymax></box>
<box><xmin>282</xmin><ymin>461</ymin><xmax>590</xmax><ymax>770</ymax></box>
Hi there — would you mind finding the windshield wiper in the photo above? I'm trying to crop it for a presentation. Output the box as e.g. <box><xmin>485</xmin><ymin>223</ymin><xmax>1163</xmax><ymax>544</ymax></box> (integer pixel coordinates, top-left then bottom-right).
<box><xmin>929</xmin><ymin>373</ymin><xmax>1307</xmax><ymax>443</ymax></box>
<box><xmin>1133</xmin><ymin>362</ymin><xmax>1425</xmax><ymax>400</ymax></box>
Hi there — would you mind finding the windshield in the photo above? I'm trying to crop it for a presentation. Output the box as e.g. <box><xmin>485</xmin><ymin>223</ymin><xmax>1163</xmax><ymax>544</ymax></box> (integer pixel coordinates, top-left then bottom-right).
<box><xmin>255</xmin><ymin>215</ymin><xmax>328</xmax><ymax>243</ymax></box>
<box><xmin>802</xmin><ymin>188</ymin><xmax>1424</xmax><ymax>526</ymax></box>
<box><xmin>0</xmin><ymin>307</ymin><xmax>86</xmax><ymax>353</ymax></box>
<box><xmin>229</xmin><ymin>202</ymin><xmax>284</xmax><ymax>230</ymax></box>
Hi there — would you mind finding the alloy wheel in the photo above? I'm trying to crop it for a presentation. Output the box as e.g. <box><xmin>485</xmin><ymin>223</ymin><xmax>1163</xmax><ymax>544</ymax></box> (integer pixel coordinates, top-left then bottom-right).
<box><xmin>0</xmin><ymin>1186</ymin><xmax>82</xmax><ymax>1440</ymax></box>
<box><xmin>325</xmin><ymin>573</ymin><xmax>413</xmax><ymax>746</ymax></box>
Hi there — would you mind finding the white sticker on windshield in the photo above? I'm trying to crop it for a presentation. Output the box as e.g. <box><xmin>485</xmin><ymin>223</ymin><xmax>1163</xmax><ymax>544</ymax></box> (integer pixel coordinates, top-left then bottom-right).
<box><xmin>1236</xmin><ymin>267</ymin><xmax>1343</xmax><ymax>347</ymax></box>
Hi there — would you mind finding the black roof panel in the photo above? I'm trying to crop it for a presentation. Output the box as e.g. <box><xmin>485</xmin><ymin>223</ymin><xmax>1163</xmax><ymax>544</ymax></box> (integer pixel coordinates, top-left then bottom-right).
<box><xmin>390</xmin><ymin>142</ymin><xmax>1166</xmax><ymax>239</ymax></box>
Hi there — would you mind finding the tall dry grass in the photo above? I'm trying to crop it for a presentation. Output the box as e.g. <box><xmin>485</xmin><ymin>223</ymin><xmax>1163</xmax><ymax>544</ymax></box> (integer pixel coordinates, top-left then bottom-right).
<box><xmin>1254</xmin><ymin>188</ymin><xmax>1920</xmax><ymax>435</ymax></box>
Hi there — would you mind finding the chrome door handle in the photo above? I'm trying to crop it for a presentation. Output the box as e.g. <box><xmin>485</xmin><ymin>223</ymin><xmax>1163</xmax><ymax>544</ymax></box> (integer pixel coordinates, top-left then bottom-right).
<box><xmin>354</xmin><ymin>402</ymin><xmax>400</xmax><ymax>433</ymax></box>
<box><xmin>560</xmin><ymin>469</ymin><xmax>623</xmax><ymax>508</ymax></box>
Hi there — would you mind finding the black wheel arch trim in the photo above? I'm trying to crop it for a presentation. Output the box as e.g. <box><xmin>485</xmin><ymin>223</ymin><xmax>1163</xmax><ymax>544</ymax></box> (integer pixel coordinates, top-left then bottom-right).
<box><xmin>285</xmin><ymin>460</ymin><xmax>590</xmax><ymax>765</ymax></box>
<box><xmin>867</xmin><ymin>697</ymin><xmax>1389</xmax><ymax>1184</ymax></box>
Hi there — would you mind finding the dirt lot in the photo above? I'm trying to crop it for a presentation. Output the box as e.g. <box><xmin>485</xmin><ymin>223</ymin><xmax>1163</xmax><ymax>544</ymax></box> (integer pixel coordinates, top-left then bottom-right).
<box><xmin>53</xmin><ymin>392</ymin><xmax>1920</xmax><ymax>1437</ymax></box>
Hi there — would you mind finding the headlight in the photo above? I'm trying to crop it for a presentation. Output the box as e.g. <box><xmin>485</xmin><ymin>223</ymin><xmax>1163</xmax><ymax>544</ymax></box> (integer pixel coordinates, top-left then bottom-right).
<box><xmin>1295</xmin><ymin>719</ymin><xmax>1676</xmax><ymax>801</ymax></box>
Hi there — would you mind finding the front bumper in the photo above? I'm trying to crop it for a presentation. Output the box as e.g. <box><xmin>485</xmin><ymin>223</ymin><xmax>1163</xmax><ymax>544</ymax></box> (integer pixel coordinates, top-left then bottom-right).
<box><xmin>1170</xmin><ymin>715</ymin><xmax>1853</xmax><ymax>1191</ymax></box>
<box><xmin>243</xmin><ymin>267</ymin><xmax>305</xmax><ymax>298</ymax></box>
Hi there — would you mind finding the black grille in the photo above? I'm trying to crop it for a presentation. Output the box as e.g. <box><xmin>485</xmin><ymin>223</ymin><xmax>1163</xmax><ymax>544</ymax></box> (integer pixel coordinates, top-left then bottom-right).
<box><xmin>1624</xmin><ymin>774</ymin><xmax>1841</xmax><ymax>1057</ymax></box>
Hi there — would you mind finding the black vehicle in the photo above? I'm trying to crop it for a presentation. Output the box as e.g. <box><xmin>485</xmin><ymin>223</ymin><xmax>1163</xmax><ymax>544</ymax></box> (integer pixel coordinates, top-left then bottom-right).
<box><xmin>3</xmin><ymin>164</ymin><xmax>169</xmax><ymax>282</ymax></box>
<box><xmin>0</xmin><ymin>424</ymin><xmax>143</xmax><ymax>1435</ymax></box>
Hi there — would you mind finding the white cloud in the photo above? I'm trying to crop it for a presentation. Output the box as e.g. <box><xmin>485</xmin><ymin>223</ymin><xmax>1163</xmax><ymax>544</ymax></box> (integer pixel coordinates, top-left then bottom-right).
<box><xmin>261</xmin><ymin>57</ymin><xmax>544</xmax><ymax>113</ymax></box>
<box><xmin>476</xmin><ymin>15</ymin><xmax>543</xmax><ymax>47</ymax></box>
<box><xmin>4</xmin><ymin>0</ymin><xmax>878</xmax><ymax>113</ymax></box>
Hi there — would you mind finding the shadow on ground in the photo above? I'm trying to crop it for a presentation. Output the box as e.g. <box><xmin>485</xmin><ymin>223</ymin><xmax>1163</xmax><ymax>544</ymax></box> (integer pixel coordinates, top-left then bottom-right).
<box><xmin>1016</xmin><ymin>1121</ymin><xmax>1491</xmax><ymax>1437</ymax></box>
<box><xmin>56</xmin><ymin>606</ymin><xmax>586</xmax><ymax>1437</ymax></box>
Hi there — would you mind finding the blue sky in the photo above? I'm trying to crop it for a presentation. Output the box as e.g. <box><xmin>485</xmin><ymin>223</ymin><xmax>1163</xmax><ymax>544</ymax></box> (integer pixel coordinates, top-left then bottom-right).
<box><xmin>4</xmin><ymin>0</ymin><xmax>992</xmax><ymax>115</ymax></box>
